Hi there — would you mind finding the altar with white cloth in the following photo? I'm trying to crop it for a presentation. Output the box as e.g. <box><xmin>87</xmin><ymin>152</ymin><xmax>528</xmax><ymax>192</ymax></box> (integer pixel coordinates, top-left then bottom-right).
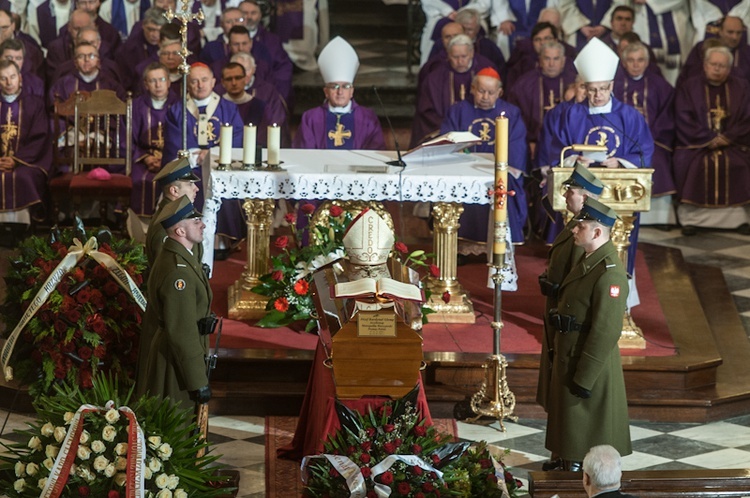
<box><xmin>201</xmin><ymin>148</ymin><xmax>500</xmax><ymax>322</ymax></box>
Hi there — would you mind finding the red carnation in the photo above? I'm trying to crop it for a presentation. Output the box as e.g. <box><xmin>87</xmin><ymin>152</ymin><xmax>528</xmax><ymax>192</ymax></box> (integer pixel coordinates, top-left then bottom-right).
<box><xmin>66</xmin><ymin>309</ymin><xmax>82</xmax><ymax>324</ymax></box>
<box><xmin>394</xmin><ymin>241</ymin><xmax>408</xmax><ymax>254</ymax></box>
<box><xmin>78</xmin><ymin>486</ymin><xmax>90</xmax><ymax>497</ymax></box>
<box><xmin>383</xmin><ymin>442</ymin><xmax>396</xmax><ymax>454</ymax></box>
<box><xmin>429</xmin><ymin>264</ymin><xmax>440</xmax><ymax>278</ymax></box>
<box><xmin>71</xmin><ymin>267</ymin><xmax>85</xmax><ymax>282</ymax></box>
<box><xmin>379</xmin><ymin>471</ymin><xmax>394</xmax><ymax>485</ymax></box>
<box><xmin>300</xmin><ymin>203</ymin><xmax>316</xmax><ymax>215</ymax></box>
<box><xmin>361</xmin><ymin>441</ymin><xmax>372</xmax><ymax>452</ymax></box>
<box><xmin>79</xmin><ymin>369</ymin><xmax>93</xmax><ymax>389</ymax></box>
<box><xmin>479</xmin><ymin>458</ymin><xmax>492</xmax><ymax>469</ymax></box>
<box><xmin>487</xmin><ymin>473</ymin><xmax>498</xmax><ymax>483</ymax></box>
<box><xmin>379</xmin><ymin>405</ymin><xmax>392</xmax><ymax>417</ymax></box>
<box><xmin>431</xmin><ymin>454</ymin><xmax>440</xmax><ymax>465</ymax></box>
<box><xmin>441</xmin><ymin>291</ymin><xmax>451</xmax><ymax>304</ymax></box>
<box><xmin>347</xmin><ymin>445</ymin><xmax>356</xmax><ymax>455</ymax></box>
<box><xmin>25</xmin><ymin>276</ymin><xmax>35</xmax><ymax>286</ymax></box>
<box><xmin>397</xmin><ymin>482</ymin><xmax>410</xmax><ymax>495</ymax></box>
<box><xmin>94</xmin><ymin>265</ymin><xmax>109</xmax><ymax>279</ymax></box>
<box><xmin>415</xmin><ymin>493</ymin><xmax>425</xmax><ymax>498</ymax></box>
<box><xmin>92</xmin><ymin>320</ymin><xmax>107</xmax><ymax>335</ymax></box>
<box><xmin>411</xmin><ymin>444</ymin><xmax>422</xmax><ymax>454</ymax></box>
<box><xmin>271</xmin><ymin>270</ymin><xmax>284</xmax><ymax>281</ymax></box>
<box><xmin>366</xmin><ymin>427</ymin><xmax>376</xmax><ymax>438</ymax></box>
<box><xmin>284</xmin><ymin>213</ymin><xmax>296</xmax><ymax>224</ymax></box>
<box><xmin>413</xmin><ymin>425</ymin><xmax>426</xmax><ymax>437</ymax></box>
<box><xmin>329</xmin><ymin>205</ymin><xmax>344</xmax><ymax>217</ymax></box>
<box><xmin>394</xmin><ymin>438</ymin><xmax>402</xmax><ymax>447</ymax></box>
<box><xmin>54</xmin><ymin>320</ymin><xmax>67</xmax><ymax>334</ymax></box>
<box><xmin>93</xmin><ymin>345</ymin><xmax>107</xmax><ymax>359</ymax></box>
<box><xmin>361</xmin><ymin>467</ymin><xmax>371</xmax><ymax>478</ymax></box>
<box><xmin>360</xmin><ymin>453</ymin><xmax>371</xmax><ymax>464</ymax></box>
<box><xmin>294</xmin><ymin>279</ymin><xmax>309</xmax><ymax>296</ymax></box>
<box><xmin>274</xmin><ymin>297</ymin><xmax>289</xmax><ymax>312</ymax></box>
<box><xmin>274</xmin><ymin>236</ymin><xmax>289</xmax><ymax>249</ymax></box>
<box><xmin>90</xmin><ymin>289</ymin><xmax>105</xmax><ymax>309</ymax></box>
<box><xmin>60</xmin><ymin>341</ymin><xmax>75</xmax><ymax>354</ymax></box>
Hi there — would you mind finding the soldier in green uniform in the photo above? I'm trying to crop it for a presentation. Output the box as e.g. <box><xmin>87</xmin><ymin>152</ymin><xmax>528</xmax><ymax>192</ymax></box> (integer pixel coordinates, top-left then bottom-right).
<box><xmin>145</xmin><ymin>157</ymin><xmax>200</xmax><ymax>266</ymax></box>
<box><xmin>538</xmin><ymin>165</ymin><xmax>604</xmax><ymax>470</ymax></box>
<box><xmin>138</xmin><ymin>195</ymin><xmax>213</xmax><ymax>410</ymax></box>
<box><xmin>545</xmin><ymin>198</ymin><xmax>631</xmax><ymax>471</ymax></box>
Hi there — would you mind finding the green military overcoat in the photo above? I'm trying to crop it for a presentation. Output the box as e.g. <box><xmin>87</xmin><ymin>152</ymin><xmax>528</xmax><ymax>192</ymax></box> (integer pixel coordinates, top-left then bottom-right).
<box><xmin>537</xmin><ymin>219</ymin><xmax>584</xmax><ymax>410</ymax></box>
<box><xmin>139</xmin><ymin>237</ymin><xmax>212</xmax><ymax>409</ymax></box>
<box><xmin>544</xmin><ymin>239</ymin><xmax>631</xmax><ymax>461</ymax></box>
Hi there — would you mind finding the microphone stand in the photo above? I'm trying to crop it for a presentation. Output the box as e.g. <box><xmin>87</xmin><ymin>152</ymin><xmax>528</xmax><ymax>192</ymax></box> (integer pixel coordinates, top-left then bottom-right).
<box><xmin>372</xmin><ymin>86</ymin><xmax>406</xmax><ymax>167</ymax></box>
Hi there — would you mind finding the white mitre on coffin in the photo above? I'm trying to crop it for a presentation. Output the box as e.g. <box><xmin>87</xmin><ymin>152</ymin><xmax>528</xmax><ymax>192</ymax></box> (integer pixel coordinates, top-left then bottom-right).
<box><xmin>574</xmin><ymin>37</ymin><xmax>619</xmax><ymax>83</ymax></box>
<box><xmin>343</xmin><ymin>208</ymin><xmax>394</xmax><ymax>266</ymax></box>
<box><xmin>318</xmin><ymin>36</ymin><xmax>360</xmax><ymax>84</ymax></box>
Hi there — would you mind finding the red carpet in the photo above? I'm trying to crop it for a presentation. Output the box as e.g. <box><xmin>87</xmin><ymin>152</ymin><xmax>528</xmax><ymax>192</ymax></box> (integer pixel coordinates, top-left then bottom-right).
<box><xmin>210</xmin><ymin>245</ymin><xmax>674</xmax><ymax>357</ymax></box>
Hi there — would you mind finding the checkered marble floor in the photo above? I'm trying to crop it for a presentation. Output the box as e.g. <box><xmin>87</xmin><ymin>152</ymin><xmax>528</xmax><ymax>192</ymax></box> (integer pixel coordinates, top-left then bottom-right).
<box><xmin>3</xmin><ymin>227</ymin><xmax>750</xmax><ymax>497</ymax></box>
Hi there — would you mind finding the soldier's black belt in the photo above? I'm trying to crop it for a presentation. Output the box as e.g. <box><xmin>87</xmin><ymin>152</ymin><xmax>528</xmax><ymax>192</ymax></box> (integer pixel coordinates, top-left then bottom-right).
<box><xmin>548</xmin><ymin>309</ymin><xmax>581</xmax><ymax>333</ymax></box>
<box><xmin>538</xmin><ymin>275</ymin><xmax>560</xmax><ymax>298</ymax></box>
<box><xmin>198</xmin><ymin>313</ymin><xmax>219</xmax><ymax>335</ymax></box>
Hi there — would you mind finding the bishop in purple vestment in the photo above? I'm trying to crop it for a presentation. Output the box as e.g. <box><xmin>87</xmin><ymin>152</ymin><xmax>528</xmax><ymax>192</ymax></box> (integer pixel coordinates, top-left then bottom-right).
<box><xmin>131</xmin><ymin>63</ymin><xmax>178</xmax><ymax>217</ymax></box>
<box><xmin>674</xmin><ymin>46</ymin><xmax>750</xmax><ymax>232</ymax></box>
<box><xmin>677</xmin><ymin>16</ymin><xmax>750</xmax><ymax>87</ymax></box>
<box><xmin>0</xmin><ymin>61</ymin><xmax>52</xmax><ymax>221</ymax></box>
<box><xmin>412</xmin><ymin>34</ymin><xmax>497</xmax><ymax>148</ymax></box>
<box><xmin>440</xmin><ymin>68</ymin><xmax>528</xmax><ymax>243</ymax></box>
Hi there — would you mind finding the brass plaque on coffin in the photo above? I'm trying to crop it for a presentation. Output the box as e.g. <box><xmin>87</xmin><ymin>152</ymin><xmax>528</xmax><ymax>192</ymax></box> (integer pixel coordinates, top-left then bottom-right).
<box><xmin>357</xmin><ymin>312</ymin><xmax>397</xmax><ymax>337</ymax></box>
<box><xmin>549</xmin><ymin>167</ymin><xmax>655</xmax><ymax>214</ymax></box>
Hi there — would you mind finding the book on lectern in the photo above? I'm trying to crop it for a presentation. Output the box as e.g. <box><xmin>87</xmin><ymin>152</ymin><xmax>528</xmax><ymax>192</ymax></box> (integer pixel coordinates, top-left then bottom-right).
<box><xmin>402</xmin><ymin>131</ymin><xmax>482</xmax><ymax>163</ymax></box>
<box><xmin>332</xmin><ymin>277</ymin><xmax>424</xmax><ymax>303</ymax></box>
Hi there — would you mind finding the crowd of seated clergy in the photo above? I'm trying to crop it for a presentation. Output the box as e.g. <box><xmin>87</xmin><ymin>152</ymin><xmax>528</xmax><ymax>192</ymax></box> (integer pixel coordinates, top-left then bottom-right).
<box><xmin>1</xmin><ymin>0</ymin><xmax>750</xmax><ymax>241</ymax></box>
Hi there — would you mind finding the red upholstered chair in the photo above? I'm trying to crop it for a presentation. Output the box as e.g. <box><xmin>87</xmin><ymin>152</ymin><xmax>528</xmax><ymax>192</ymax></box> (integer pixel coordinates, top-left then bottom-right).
<box><xmin>49</xmin><ymin>92</ymin><xmax>88</xmax><ymax>224</ymax></box>
<box><xmin>68</xmin><ymin>90</ymin><xmax>133</xmax><ymax>229</ymax></box>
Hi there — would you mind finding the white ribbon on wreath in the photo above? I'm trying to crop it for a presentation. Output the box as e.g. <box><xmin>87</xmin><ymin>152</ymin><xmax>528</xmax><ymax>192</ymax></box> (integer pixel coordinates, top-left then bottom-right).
<box><xmin>1</xmin><ymin>237</ymin><xmax>147</xmax><ymax>381</ymax></box>
<box><xmin>40</xmin><ymin>400</ymin><xmax>146</xmax><ymax>498</ymax></box>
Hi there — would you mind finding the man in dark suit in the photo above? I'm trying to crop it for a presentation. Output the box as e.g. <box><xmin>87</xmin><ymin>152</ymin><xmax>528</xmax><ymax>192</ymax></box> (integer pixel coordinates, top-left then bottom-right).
<box><xmin>583</xmin><ymin>445</ymin><xmax>638</xmax><ymax>497</ymax></box>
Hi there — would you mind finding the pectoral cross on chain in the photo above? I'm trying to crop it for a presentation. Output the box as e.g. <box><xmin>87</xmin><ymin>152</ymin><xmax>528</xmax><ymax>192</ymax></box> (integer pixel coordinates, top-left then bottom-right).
<box><xmin>0</xmin><ymin>106</ymin><xmax>18</xmax><ymax>157</ymax></box>
<box><xmin>632</xmin><ymin>91</ymin><xmax>645</xmax><ymax>117</ymax></box>
<box><xmin>328</xmin><ymin>117</ymin><xmax>352</xmax><ymax>147</ymax></box>
<box><xmin>710</xmin><ymin>94</ymin><xmax>726</xmax><ymax>133</ymax></box>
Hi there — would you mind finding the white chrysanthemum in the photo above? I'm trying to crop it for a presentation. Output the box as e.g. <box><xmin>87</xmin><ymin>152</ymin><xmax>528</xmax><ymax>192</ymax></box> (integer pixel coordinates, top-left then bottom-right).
<box><xmin>91</xmin><ymin>440</ymin><xmax>106</xmax><ymax>453</ymax></box>
<box><xmin>157</xmin><ymin>443</ymin><xmax>173</xmax><ymax>460</ymax></box>
<box><xmin>77</xmin><ymin>445</ymin><xmax>92</xmax><ymax>460</ymax></box>
<box><xmin>14</xmin><ymin>461</ymin><xmax>25</xmax><ymax>477</ymax></box>
<box><xmin>45</xmin><ymin>445</ymin><xmax>60</xmax><ymax>459</ymax></box>
<box><xmin>148</xmin><ymin>457</ymin><xmax>162</xmax><ymax>472</ymax></box>
<box><xmin>155</xmin><ymin>472</ymin><xmax>170</xmax><ymax>489</ymax></box>
<box><xmin>26</xmin><ymin>462</ymin><xmax>39</xmax><ymax>477</ymax></box>
<box><xmin>53</xmin><ymin>426</ymin><xmax>67</xmax><ymax>443</ymax></box>
<box><xmin>63</xmin><ymin>412</ymin><xmax>75</xmax><ymax>424</ymax></box>
<box><xmin>114</xmin><ymin>442</ymin><xmax>128</xmax><ymax>456</ymax></box>
<box><xmin>174</xmin><ymin>489</ymin><xmax>187</xmax><ymax>498</ymax></box>
<box><xmin>93</xmin><ymin>455</ymin><xmax>109</xmax><ymax>472</ymax></box>
<box><xmin>13</xmin><ymin>478</ymin><xmax>25</xmax><ymax>492</ymax></box>
<box><xmin>102</xmin><ymin>425</ymin><xmax>117</xmax><ymax>442</ymax></box>
<box><xmin>28</xmin><ymin>436</ymin><xmax>42</xmax><ymax>451</ymax></box>
<box><xmin>41</xmin><ymin>422</ymin><xmax>54</xmax><ymax>437</ymax></box>
<box><xmin>104</xmin><ymin>463</ymin><xmax>116</xmax><ymax>478</ymax></box>
<box><xmin>167</xmin><ymin>474</ymin><xmax>179</xmax><ymax>490</ymax></box>
<box><xmin>147</xmin><ymin>435</ymin><xmax>162</xmax><ymax>450</ymax></box>
<box><xmin>79</xmin><ymin>430</ymin><xmax>90</xmax><ymax>445</ymax></box>
<box><xmin>105</xmin><ymin>408</ymin><xmax>121</xmax><ymax>424</ymax></box>
<box><xmin>115</xmin><ymin>472</ymin><xmax>127</xmax><ymax>487</ymax></box>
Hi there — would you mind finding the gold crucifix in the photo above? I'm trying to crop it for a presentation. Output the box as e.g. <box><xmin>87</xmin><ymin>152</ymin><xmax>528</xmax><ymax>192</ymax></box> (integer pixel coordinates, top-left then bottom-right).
<box><xmin>632</xmin><ymin>91</ymin><xmax>645</xmax><ymax>116</ymax></box>
<box><xmin>328</xmin><ymin>122</ymin><xmax>352</xmax><ymax>147</ymax></box>
<box><xmin>0</xmin><ymin>106</ymin><xmax>18</xmax><ymax>157</ymax></box>
<box><xmin>153</xmin><ymin>121</ymin><xmax>164</xmax><ymax>159</ymax></box>
<box><xmin>709</xmin><ymin>94</ymin><xmax>726</xmax><ymax>133</ymax></box>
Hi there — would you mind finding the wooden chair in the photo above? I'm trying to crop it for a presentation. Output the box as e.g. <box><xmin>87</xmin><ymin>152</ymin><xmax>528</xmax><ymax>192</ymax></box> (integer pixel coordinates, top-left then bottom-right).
<box><xmin>48</xmin><ymin>91</ymin><xmax>88</xmax><ymax>224</ymax></box>
<box><xmin>68</xmin><ymin>90</ymin><xmax>133</xmax><ymax>229</ymax></box>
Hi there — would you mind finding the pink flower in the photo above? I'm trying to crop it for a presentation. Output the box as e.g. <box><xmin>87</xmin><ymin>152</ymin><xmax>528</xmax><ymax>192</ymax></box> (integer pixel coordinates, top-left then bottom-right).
<box><xmin>394</xmin><ymin>241</ymin><xmax>408</xmax><ymax>254</ymax></box>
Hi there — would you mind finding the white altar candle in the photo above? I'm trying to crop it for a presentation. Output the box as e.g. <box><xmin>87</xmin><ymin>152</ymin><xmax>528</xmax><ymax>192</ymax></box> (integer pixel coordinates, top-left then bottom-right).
<box><xmin>268</xmin><ymin>123</ymin><xmax>280</xmax><ymax>165</ymax></box>
<box><xmin>219</xmin><ymin>123</ymin><xmax>233</xmax><ymax>164</ymax></box>
<box><xmin>243</xmin><ymin>124</ymin><xmax>256</xmax><ymax>164</ymax></box>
